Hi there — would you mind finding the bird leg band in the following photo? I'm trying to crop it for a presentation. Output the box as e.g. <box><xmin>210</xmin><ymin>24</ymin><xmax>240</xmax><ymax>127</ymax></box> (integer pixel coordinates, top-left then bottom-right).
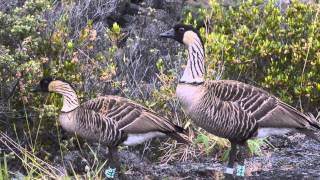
<box><xmin>224</xmin><ymin>167</ymin><xmax>234</xmax><ymax>175</ymax></box>
<box><xmin>236</xmin><ymin>165</ymin><xmax>245</xmax><ymax>177</ymax></box>
<box><xmin>105</xmin><ymin>167</ymin><xmax>116</xmax><ymax>179</ymax></box>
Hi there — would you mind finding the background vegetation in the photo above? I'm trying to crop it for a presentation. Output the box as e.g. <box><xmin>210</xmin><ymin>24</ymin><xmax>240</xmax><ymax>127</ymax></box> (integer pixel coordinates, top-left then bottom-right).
<box><xmin>0</xmin><ymin>0</ymin><xmax>319</xmax><ymax>179</ymax></box>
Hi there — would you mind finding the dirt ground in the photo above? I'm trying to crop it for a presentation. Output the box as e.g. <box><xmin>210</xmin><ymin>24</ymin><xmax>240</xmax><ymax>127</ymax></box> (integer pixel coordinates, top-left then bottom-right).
<box><xmin>2</xmin><ymin>132</ymin><xmax>320</xmax><ymax>179</ymax></box>
<box><xmin>119</xmin><ymin>133</ymin><xmax>320</xmax><ymax>180</ymax></box>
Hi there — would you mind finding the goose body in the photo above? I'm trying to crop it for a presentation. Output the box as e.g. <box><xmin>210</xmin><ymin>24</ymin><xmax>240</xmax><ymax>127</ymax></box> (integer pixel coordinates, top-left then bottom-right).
<box><xmin>32</xmin><ymin>77</ymin><xmax>189</xmax><ymax>176</ymax></box>
<box><xmin>179</xmin><ymin>80</ymin><xmax>319</xmax><ymax>141</ymax></box>
<box><xmin>160</xmin><ymin>24</ymin><xmax>320</xmax><ymax>177</ymax></box>
<box><xmin>59</xmin><ymin>95</ymin><xmax>185</xmax><ymax>146</ymax></box>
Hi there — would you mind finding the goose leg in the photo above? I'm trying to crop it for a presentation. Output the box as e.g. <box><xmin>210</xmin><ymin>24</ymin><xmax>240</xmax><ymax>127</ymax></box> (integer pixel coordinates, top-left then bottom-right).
<box><xmin>105</xmin><ymin>146</ymin><xmax>121</xmax><ymax>179</ymax></box>
<box><xmin>236</xmin><ymin>142</ymin><xmax>247</xmax><ymax>177</ymax></box>
<box><xmin>225</xmin><ymin>142</ymin><xmax>237</xmax><ymax>176</ymax></box>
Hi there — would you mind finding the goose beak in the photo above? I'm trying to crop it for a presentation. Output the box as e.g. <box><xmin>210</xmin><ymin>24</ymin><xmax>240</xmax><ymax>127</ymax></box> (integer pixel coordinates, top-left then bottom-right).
<box><xmin>31</xmin><ymin>84</ymin><xmax>41</xmax><ymax>92</ymax></box>
<box><xmin>159</xmin><ymin>28</ymin><xmax>175</xmax><ymax>39</ymax></box>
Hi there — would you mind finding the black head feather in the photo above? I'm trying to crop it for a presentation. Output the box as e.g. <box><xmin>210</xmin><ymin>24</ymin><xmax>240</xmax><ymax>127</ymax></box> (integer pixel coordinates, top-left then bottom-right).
<box><xmin>32</xmin><ymin>77</ymin><xmax>73</xmax><ymax>92</ymax></box>
<box><xmin>32</xmin><ymin>77</ymin><xmax>54</xmax><ymax>92</ymax></box>
<box><xmin>160</xmin><ymin>24</ymin><xmax>204</xmax><ymax>47</ymax></box>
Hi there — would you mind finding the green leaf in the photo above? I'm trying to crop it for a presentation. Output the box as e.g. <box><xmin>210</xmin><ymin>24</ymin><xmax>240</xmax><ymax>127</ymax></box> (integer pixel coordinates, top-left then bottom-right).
<box><xmin>112</xmin><ymin>22</ymin><xmax>120</xmax><ymax>35</ymax></box>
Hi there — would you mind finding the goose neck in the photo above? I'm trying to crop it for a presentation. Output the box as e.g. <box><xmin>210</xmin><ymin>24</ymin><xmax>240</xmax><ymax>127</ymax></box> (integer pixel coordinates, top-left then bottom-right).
<box><xmin>179</xmin><ymin>42</ymin><xmax>205</xmax><ymax>84</ymax></box>
<box><xmin>53</xmin><ymin>83</ymin><xmax>80</xmax><ymax>112</ymax></box>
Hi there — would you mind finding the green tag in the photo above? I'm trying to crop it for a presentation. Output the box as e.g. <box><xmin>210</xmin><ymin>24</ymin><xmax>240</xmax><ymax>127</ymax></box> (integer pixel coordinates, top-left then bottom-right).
<box><xmin>236</xmin><ymin>165</ymin><xmax>245</xmax><ymax>177</ymax></box>
<box><xmin>105</xmin><ymin>167</ymin><xmax>116</xmax><ymax>179</ymax></box>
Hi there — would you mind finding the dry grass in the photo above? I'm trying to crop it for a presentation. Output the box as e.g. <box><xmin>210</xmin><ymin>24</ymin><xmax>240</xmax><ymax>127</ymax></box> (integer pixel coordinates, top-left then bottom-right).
<box><xmin>158</xmin><ymin>127</ymin><xmax>230</xmax><ymax>164</ymax></box>
<box><xmin>0</xmin><ymin>130</ymin><xmax>63</xmax><ymax>179</ymax></box>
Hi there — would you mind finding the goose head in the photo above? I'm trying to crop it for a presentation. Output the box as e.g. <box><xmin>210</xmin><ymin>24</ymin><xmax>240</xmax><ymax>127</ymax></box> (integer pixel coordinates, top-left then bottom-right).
<box><xmin>160</xmin><ymin>24</ymin><xmax>203</xmax><ymax>47</ymax></box>
<box><xmin>32</xmin><ymin>77</ymin><xmax>71</xmax><ymax>93</ymax></box>
<box><xmin>32</xmin><ymin>77</ymin><xmax>54</xmax><ymax>92</ymax></box>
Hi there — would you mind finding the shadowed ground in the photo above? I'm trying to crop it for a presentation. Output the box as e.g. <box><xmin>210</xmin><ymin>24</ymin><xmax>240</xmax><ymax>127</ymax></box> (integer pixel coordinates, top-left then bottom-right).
<box><xmin>119</xmin><ymin>133</ymin><xmax>320</xmax><ymax>179</ymax></box>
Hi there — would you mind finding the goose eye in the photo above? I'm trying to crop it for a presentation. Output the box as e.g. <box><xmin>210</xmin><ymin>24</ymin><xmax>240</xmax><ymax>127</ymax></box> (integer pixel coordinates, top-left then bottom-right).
<box><xmin>179</xmin><ymin>27</ymin><xmax>185</xmax><ymax>32</ymax></box>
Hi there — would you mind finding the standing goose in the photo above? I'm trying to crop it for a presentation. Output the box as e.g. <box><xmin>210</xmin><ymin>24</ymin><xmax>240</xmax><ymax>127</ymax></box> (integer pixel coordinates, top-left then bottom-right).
<box><xmin>160</xmin><ymin>24</ymin><xmax>320</xmax><ymax>176</ymax></box>
<box><xmin>32</xmin><ymin>77</ymin><xmax>189</xmax><ymax>178</ymax></box>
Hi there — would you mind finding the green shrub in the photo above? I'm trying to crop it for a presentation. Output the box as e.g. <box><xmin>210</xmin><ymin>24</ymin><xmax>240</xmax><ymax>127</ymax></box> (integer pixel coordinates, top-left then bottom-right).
<box><xmin>0</xmin><ymin>0</ymin><xmax>50</xmax><ymax>124</ymax></box>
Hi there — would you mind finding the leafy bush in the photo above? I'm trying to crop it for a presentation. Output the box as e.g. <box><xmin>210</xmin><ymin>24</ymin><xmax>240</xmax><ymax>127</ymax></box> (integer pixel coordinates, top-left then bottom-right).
<box><xmin>0</xmin><ymin>0</ymin><xmax>121</xmax><ymax>121</ymax></box>
<box><xmin>0</xmin><ymin>0</ymin><xmax>50</xmax><ymax>130</ymax></box>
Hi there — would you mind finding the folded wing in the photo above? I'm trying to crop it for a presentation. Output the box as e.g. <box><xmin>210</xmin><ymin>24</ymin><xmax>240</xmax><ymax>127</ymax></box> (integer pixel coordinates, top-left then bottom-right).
<box><xmin>208</xmin><ymin>80</ymin><xmax>320</xmax><ymax>130</ymax></box>
<box><xmin>82</xmin><ymin>96</ymin><xmax>189</xmax><ymax>144</ymax></box>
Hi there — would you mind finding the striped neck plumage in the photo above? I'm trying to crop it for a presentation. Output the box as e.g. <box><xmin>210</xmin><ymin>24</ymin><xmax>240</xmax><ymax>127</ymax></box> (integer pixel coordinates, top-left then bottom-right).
<box><xmin>53</xmin><ymin>82</ymin><xmax>80</xmax><ymax>112</ymax></box>
<box><xmin>180</xmin><ymin>34</ymin><xmax>205</xmax><ymax>84</ymax></box>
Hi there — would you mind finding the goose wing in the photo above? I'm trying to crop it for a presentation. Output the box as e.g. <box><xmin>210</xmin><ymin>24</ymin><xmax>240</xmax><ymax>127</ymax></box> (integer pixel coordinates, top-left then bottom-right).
<box><xmin>208</xmin><ymin>80</ymin><xmax>320</xmax><ymax>129</ymax></box>
<box><xmin>81</xmin><ymin>96</ymin><xmax>188</xmax><ymax>143</ymax></box>
<box><xmin>73</xmin><ymin>107</ymin><xmax>121</xmax><ymax>145</ymax></box>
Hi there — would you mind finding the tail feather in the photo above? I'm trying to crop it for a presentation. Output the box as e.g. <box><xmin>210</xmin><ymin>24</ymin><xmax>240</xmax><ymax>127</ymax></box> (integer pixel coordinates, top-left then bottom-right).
<box><xmin>279</xmin><ymin>102</ymin><xmax>320</xmax><ymax>130</ymax></box>
<box><xmin>277</xmin><ymin>106</ymin><xmax>320</xmax><ymax>143</ymax></box>
<box><xmin>304</xmin><ymin>112</ymin><xmax>320</xmax><ymax>130</ymax></box>
<box><xmin>165</xmin><ymin>125</ymin><xmax>191</xmax><ymax>144</ymax></box>
<box><xmin>174</xmin><ymin>125</ymin><xmax>188</xmax><ymax>134</ymax></box>
<box><xmin>167</xmin><ymin>132</ymin><xmax>191</xmax><ymax>144</ymax></box>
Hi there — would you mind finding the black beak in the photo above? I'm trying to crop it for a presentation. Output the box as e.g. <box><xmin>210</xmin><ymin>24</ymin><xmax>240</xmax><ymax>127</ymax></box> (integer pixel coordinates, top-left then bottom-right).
<box><xmin>159</xmin><ymin>28</ymin><xmax>175</xmax><ymax>39</ymax></box>
<box><xmin>31</xmin><ymin>84</ymin><xmax>41</xmax><ymax>92</ymax></box>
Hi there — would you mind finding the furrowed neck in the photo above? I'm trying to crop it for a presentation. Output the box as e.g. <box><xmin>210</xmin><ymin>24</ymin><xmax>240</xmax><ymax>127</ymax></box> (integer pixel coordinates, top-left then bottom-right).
<box><xmin>179</xmin><ymin>36</ymin><xmax>205</xmax><ymax>84</ymax></box>
<box><xmin>54</xmin><ymin>83</ymin><xmax>80</xmax><ymax>112</ymax></box>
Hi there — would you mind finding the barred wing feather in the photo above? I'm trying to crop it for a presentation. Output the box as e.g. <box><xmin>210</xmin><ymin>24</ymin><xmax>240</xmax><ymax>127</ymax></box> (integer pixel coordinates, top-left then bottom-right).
<box><xmin>81</xmin><ymin>96</ymin><xmax>186</xmax><ymax>137</ymax></box>
<box><xmin>207</xmin><ymin>80</ymin><xmax>320</xmax><ymax>129</ymax></box>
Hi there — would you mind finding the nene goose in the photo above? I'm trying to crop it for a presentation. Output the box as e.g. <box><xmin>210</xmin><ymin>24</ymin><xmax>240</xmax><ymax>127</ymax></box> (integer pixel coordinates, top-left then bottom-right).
<box><xmin>32</xmin><ymin>77</ymin><xmax>189</xmax><ymax>178</ymax></box>
<box><xmin>160</xmin><ymin>24</ymin><xmax>320</xmax><ymax>176</ymax></box>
